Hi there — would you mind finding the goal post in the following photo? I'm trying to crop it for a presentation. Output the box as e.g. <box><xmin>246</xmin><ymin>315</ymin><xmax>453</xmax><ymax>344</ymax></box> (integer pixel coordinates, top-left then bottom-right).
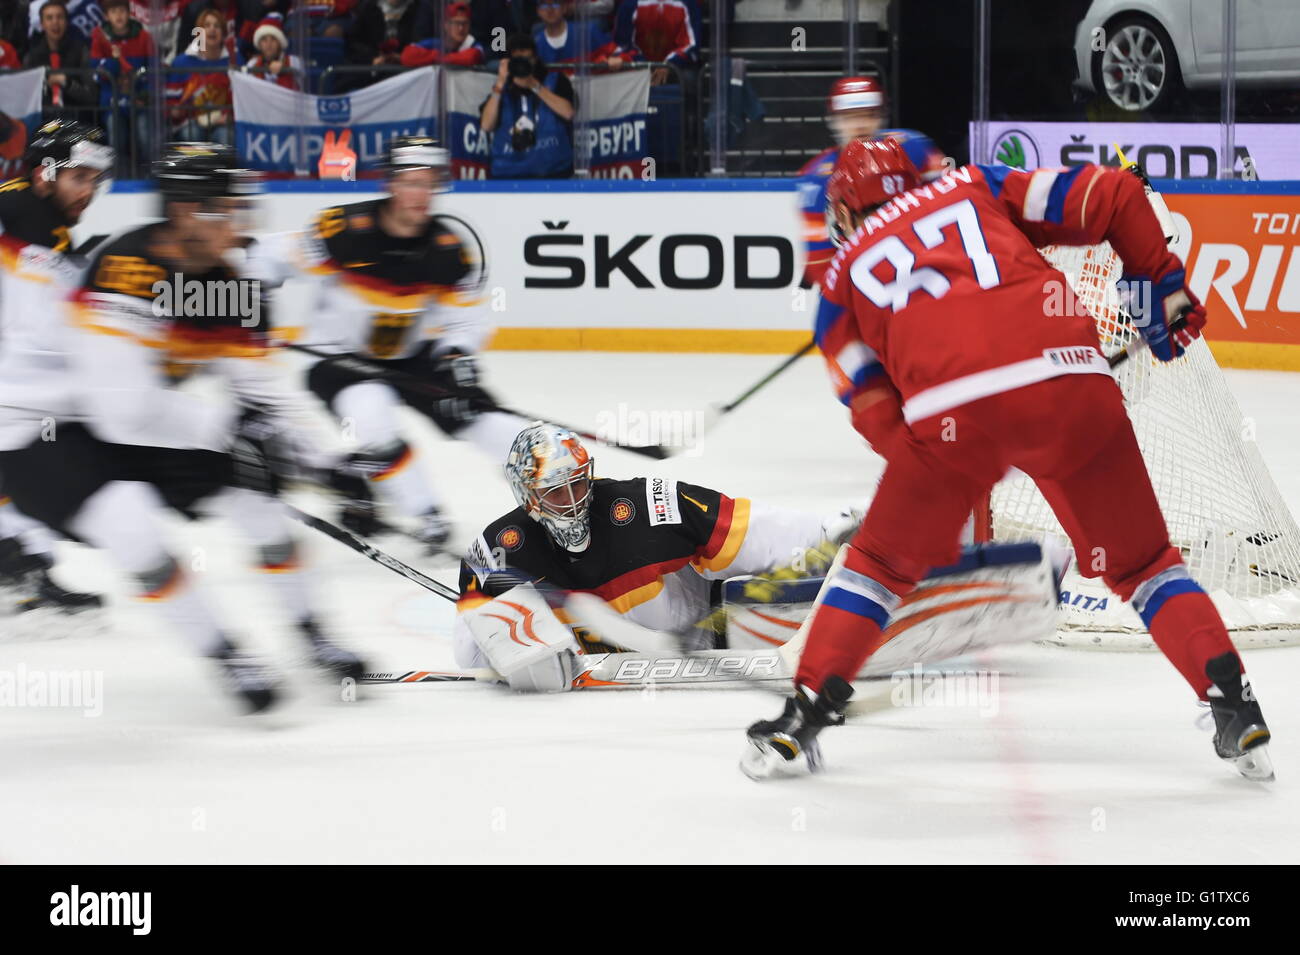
<box><xmin>986</xmin><ymin>241</ymin><xmax>1300</xmax><ymax>650</ymax></box>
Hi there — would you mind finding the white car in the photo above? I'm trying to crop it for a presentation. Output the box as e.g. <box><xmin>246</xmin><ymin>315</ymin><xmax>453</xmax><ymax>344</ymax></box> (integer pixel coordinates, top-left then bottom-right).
<box><xmin>1073</xmin><ymin>0</ymin><xmax>1300</xmax><ymax>112</ymax></box>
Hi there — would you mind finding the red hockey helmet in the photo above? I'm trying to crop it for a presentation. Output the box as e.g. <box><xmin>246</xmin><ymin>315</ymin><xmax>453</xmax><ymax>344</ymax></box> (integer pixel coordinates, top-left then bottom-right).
<box><xmin>827</xmin><ymin>76</ymin><xmax>886</xmax><ymax>114</ymax></box>
<box><xmin>825</xmin><ymin>138</ymin><xmax>921</xmax><ymax>245</ymax></box>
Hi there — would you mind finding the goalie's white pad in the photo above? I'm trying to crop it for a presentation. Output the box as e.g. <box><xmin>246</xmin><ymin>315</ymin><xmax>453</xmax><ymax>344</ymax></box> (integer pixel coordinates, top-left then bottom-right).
<box><xmin>461</xmin><ymin>584</ymin><xmax>582</xmax><ymax>693</ymax></box>
<box><xmin>726</xmin><ymin>541</ymin><xmax>1061</xmax><ymax>675</ymax></box>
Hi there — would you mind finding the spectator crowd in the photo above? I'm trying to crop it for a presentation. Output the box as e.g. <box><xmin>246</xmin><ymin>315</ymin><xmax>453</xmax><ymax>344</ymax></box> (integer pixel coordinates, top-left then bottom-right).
<box><xmin>0</xmin><ymin>0</ymin><xmax>712</xmax><ymax>175</ymax></box>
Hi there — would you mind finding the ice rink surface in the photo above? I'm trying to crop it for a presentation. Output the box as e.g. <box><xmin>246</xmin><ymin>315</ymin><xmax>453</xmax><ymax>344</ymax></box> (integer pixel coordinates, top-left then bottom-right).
<box><xmin>3</xmin><ymin>352</ymin><xmax>1299</xmax><ymax>864</ymax></box>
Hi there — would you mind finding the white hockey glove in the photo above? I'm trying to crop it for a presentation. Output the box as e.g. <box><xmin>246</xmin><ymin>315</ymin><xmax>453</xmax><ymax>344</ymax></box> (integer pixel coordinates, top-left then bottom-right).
<box><xmin>461</xmin><ymin>583</ymin><xmax>582</xmax><ymax>693</ymax></box>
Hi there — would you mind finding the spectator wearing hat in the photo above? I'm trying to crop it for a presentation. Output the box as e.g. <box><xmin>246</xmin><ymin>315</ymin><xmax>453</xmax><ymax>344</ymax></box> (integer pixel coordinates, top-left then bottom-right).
<box><xmin>399</xmin><ymin>2</ymin><xmax>481</xmax><ymax>67</ymax></box>
<box><xmin>245</xmin><ymin>11</ymin><xmax>302</xmax><ymax>88</ymax></box>
<box><xmin>23</xmin><ymin>0</ymin><xmax>96</xmax><ymax>116</ymax></box>
<box><xmin>532</xmin><ymin>0</ymin><xmax>628</xmax><ymax>71</ymax></box>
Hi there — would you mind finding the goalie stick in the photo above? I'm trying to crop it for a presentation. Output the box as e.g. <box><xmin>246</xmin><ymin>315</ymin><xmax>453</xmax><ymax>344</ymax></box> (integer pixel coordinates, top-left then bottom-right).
<box><xmin>284</xmin><ymin>343</ymin><xmax>678</xmax><ymax>460</ymax></box>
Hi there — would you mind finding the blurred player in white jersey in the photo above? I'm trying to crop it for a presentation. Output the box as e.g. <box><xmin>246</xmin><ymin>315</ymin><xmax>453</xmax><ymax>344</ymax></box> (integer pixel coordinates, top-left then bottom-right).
<box><xmin>248</xmin><ymin>136</ymin><xmax>528</xmax><ymax>551</ymax></box>
<box><xmin>0</xmin><ymin>144</ymin><xmax>364</xmax><ymax>712</ymax></box>
<box><xmin>0</xmin><ymin>120</ymin><xmax>111</xmax><ymax>626</ymax></box>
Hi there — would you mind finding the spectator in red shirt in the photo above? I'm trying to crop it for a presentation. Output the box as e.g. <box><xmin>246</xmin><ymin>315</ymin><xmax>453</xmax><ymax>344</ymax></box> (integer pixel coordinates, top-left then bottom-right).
<box><xmin>245</xmin><ymin>13</ymin><xmax>302</xmax><ymax>87</ymax></box>
<box><xmin>91</xmin><ymin>0</ymin><xmax>154</xmax><ymax>84</ymax></box>
<box><xmin>0</xmin><ymin>38</ymin><xmax>19</xmax><ymax>68</ymax></box>
<box><xmin>613</xmin><ymin>0</ymin><xmax>700</xmax><ymax>85</ymax></box>
<box><xmin>400</xmin><ymin>2</ymin><xmax>482</xmax><ymax>67</ymax></box>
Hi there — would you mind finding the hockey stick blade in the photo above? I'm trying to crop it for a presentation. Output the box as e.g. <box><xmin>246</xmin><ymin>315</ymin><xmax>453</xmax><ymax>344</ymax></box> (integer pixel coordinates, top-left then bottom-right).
<box><xmin>361</xmin><ymin>669</ymin><xmax>496</xmax><ymax>684</ymax></box>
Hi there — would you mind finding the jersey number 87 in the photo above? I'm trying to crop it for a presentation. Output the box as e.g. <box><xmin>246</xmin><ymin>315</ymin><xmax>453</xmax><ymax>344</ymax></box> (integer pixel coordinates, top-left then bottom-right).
<box><xmin>849</xmin><ymin>199</ymin><xmax>1002</xmax><ymax>313</ymax></box>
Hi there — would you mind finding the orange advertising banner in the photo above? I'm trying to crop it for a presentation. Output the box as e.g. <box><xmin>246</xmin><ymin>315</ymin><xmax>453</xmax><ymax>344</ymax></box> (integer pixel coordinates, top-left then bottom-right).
<box><xmin>1167</xmin><ymin>193</ymin><xmax>1300</xmax><ymax>370</ymax></box>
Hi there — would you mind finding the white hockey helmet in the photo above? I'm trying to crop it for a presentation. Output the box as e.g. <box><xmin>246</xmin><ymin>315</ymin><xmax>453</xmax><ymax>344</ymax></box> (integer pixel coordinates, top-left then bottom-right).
<box><xmin>505</xmin><ymin>423</ymin><xmax>595</xmax><ymax>553</ymax></box>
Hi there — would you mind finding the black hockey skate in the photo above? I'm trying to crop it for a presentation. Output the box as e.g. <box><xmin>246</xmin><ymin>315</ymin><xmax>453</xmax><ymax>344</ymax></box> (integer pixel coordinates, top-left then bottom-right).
<box><xmin>1</xmin><ymin>538</ymin><xmax>106</xmax><ymax>637</ymax></box>
<box><xmin>741</xmin><ymin>676</ymin><xmax>854</xmax><ymax>780</ymax></box>
<box><xmin>299</xmin><ymin>618</ymin><xmax>366</xmax><ymax>685</ymax></box>
<box><xmin>1204</xmin><ymin>652</ymin><xmax>1274</xmax><ymax>782</ymax></box>
<box><xmin>212</xmin><ymin>643</ymin><xmax>281</xmax><ymax>714</ymax></box>
<box><xmin>20</xmin><ymin>565</ymin><xmax>104</xmax><ymax>614</ymax></box>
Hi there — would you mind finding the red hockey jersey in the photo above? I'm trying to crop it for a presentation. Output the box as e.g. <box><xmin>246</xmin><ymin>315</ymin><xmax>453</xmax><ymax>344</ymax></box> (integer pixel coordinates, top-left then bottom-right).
<box><xmin>816</xmin><ymin>163</ymin><xmax>1185</xmax><ymax>427</ymax></box>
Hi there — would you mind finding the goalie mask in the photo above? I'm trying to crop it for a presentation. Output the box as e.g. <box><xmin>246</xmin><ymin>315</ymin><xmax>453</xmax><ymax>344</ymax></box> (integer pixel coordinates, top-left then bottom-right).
<box><xmin>505</xmin><ymin>423</ymin><xmax>594</xmax><ymax>553</ymax></box>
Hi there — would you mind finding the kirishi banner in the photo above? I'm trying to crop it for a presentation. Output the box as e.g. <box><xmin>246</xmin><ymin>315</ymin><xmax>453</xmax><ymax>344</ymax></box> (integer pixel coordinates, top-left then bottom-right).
<box><xmin>0</xmin><ymin>69</ymin><xmax>47</xmax><ymax>181</ymax></box>
<box><xmin>974</xmin><ymin>121</ymin><xmax>1300</xmax><ymax>180</ymax></box>
<box><xmin>232</xmin><ymin>68</ymin><xmax>438</xmax><ymax>175</ymax></box>
<box><xmin>447</xmin><ymin>68</ymin><xmax>649</xmax><ymax>179</ymax></box>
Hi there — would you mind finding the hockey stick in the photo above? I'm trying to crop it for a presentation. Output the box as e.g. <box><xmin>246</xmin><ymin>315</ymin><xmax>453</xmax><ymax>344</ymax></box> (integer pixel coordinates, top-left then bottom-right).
<box><xmin>284</xmin><ymin>344</ymin><xmax>678</xmax><ymax>460</ymax></box>
<box><xmin>700</xmin><ymin>339</ymin><xmax>817</xmax><ymax>433</ymax></box>
<box><xmin>287</xmin><ymin>504</ymin><xmax>460</xmax><ymax>602</ymax></box>
<box><xmin>1106</xmin><ymin>311</ymin><xmax>1191</xmax><ymax>369</ymax></box>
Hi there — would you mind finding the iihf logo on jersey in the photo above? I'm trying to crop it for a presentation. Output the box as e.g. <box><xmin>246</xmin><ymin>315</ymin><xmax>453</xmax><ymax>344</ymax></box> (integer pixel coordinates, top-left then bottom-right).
<box><xmin>151</xmin><ymin>273</ymin><xmax>262</xmax><ymax>327</ymax></box>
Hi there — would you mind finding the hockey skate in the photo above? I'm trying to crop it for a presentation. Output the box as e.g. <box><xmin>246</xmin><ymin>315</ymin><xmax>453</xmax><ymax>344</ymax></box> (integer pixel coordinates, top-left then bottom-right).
<box><xmin>1203</xmin><ymin>653</ymin><xmax>1274</xmax><ymax>782</ymax></box>
<box><xmin>0</xmin><ymin>538</ymin><xmax>107</xmax><ymax>638</ymax></box>
<box><xmin>212</xmin><ymin>644</ymin><xmax>281</xmax><ymax>714</ymax></box>
<box><xmin>299</xmin><ymin>618</ymin><xmax>366</xmax><ymax>685</ymax></box>
<box><xmin>741</xmin><ymin>676</ymin><xmax>854</xmax><ymax>780</ymax></box>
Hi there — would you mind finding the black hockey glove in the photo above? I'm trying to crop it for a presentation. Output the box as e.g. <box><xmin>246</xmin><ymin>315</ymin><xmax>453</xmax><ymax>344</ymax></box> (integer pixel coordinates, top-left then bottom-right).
<box><xmin>229</xmin><ymin>406</ymin><xmax>294</xmax><ymax>495</ymax></box>
<box><xmin>432</xmin><ymin>350</ymin><xmax>479</xmax><ymax>389</ymax></box>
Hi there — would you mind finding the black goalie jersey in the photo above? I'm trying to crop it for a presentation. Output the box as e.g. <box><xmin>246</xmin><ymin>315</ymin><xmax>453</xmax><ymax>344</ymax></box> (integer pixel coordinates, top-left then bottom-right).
<box><xmin>455</xmin><ymin>477</ymin><xmax>832</xmax><ymax>659</ymax></box>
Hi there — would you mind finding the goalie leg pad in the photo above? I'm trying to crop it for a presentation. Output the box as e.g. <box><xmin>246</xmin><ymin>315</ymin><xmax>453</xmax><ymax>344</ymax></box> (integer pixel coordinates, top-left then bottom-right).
<box><xmin>462</xmin><ymin>584</ymin><xmax>582</xmax><ymax>693</ymax></box>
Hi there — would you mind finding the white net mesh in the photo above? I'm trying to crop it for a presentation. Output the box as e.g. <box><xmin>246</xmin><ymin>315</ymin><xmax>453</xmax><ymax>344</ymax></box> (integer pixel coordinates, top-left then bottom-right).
<box><xmin>989</xmin><ymin>243</ymin><xmax>1300</xmax><ymax>649</ymax></box>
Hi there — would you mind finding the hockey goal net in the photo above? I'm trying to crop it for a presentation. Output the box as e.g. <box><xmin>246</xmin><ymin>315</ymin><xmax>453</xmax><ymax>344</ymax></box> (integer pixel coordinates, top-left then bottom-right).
<box><xmin>987</xmin><ymin>242</ymin><xmax>1300</xmax><ymax>649</ymax></box>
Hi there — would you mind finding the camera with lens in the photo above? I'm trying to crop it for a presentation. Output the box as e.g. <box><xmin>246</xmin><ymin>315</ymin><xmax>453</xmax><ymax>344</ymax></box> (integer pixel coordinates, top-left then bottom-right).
<box><xmin>510</xmin><ymin>114</ymin><xmax>536</xmax><ymax>153</ymax></box>
<box><xmin>508</xmin><ymin>56</ymin><xmax>534</xmax><ymax>79</ymax></box>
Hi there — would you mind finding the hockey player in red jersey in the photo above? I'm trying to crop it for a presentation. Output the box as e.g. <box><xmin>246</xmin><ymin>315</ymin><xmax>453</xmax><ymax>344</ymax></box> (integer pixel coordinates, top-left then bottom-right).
<box><xmin>744</xmin><ymin>138</ymin><xmax>1273</xmax><ymax>782</ymax></box>
<box><xmin>794</xmin><ymin>77</ymin><xmax>947</xmax><ymax>288</ymax></box>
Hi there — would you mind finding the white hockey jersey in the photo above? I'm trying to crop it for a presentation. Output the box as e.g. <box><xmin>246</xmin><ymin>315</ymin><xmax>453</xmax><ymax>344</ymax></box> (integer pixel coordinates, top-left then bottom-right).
<box><xmin>246</xmin><ymin>198</ymin><xmax>491</xmax><ymax>361</ymax></box>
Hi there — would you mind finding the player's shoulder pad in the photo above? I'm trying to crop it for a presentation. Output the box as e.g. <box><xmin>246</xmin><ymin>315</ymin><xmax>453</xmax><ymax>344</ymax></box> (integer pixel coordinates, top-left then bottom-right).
<box><xmin>82</xmin><ymin>224</ymin><xmax>168</xmax><ymax>299</ymax></box>
<box><xmin>310</xmin><ymin>198</ymin><xmax>381</xmax><ymax>252</ymax></box>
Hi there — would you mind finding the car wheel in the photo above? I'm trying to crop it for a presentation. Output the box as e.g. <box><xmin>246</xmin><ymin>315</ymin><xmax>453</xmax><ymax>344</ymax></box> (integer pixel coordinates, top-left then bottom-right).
<box><xmin>1093</xmin><ymin>16</ymin><xmax>1182</xmax><ymax>113</ymax></box>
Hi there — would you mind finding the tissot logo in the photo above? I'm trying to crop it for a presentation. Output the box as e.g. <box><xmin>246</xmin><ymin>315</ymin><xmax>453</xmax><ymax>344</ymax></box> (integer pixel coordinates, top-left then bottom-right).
<box><xmin>523</xmin><ymin>225</ymin><xmax>795</xmax><ymax>290</ymax></box>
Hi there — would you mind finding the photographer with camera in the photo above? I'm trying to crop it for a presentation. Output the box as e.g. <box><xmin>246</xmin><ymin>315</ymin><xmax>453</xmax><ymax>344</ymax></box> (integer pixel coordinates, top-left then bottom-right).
<box><xmin>479</xmin><ymin>32</ymin><xmax>575</xmax><ymax>179</ymax></box>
